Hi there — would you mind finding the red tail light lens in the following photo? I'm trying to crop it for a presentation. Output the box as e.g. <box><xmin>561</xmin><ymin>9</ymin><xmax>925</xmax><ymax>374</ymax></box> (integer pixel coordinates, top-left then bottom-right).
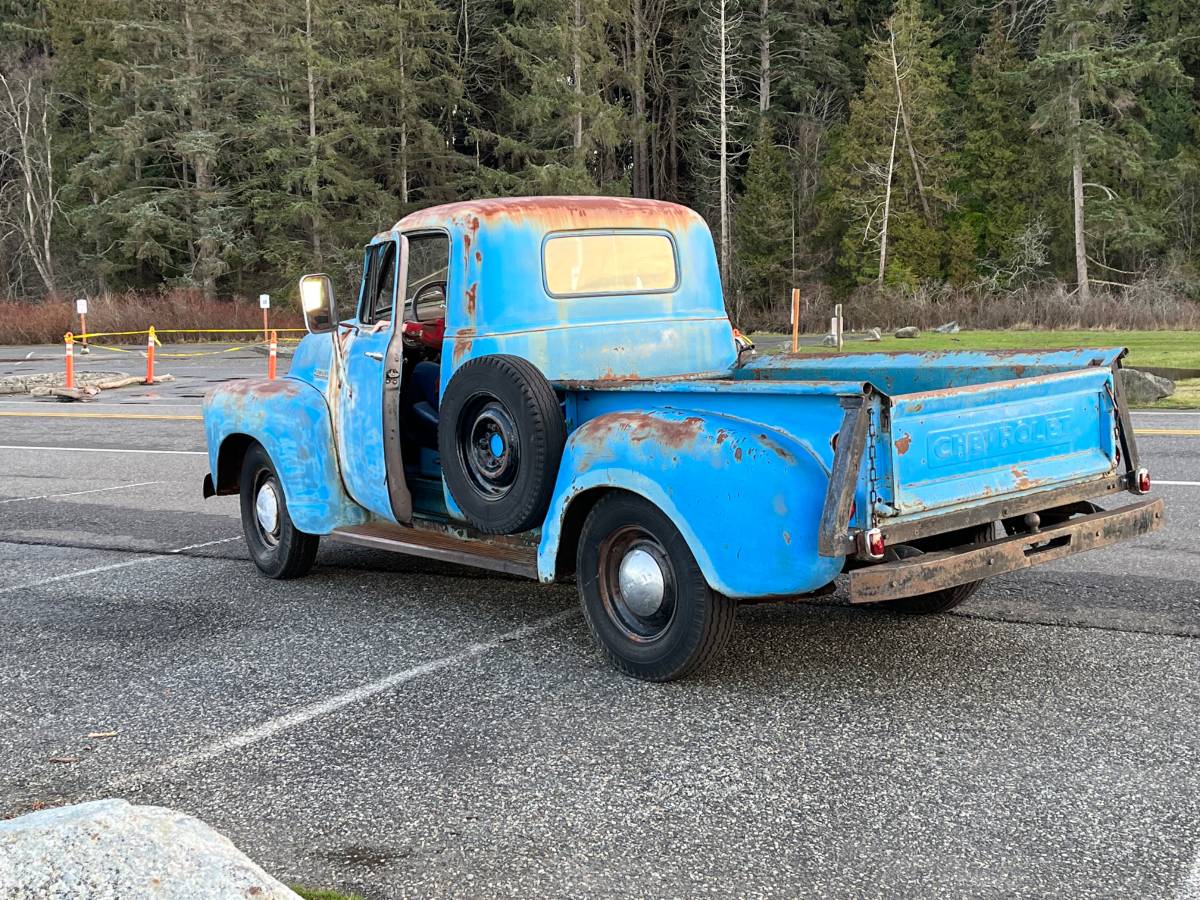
<box><xmin>869</xmin><ymin>531</ymin><xmax>886</xmax><ymax>557</ymax></box>
<box><xmin>1136</xmin><ymin>468</ymin><xmax>1151</xmax><ymax>494</ymax></box>
<box><xmin>860</xmin><ymin>528</ymin><xmax>885</xmax><ymax>559</ymax></box>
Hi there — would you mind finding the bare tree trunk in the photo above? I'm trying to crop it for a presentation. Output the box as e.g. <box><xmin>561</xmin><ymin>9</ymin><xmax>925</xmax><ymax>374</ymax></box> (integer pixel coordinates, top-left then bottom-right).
<box><xmin>631</xmin><ymin>0</ymin><xmax>649</xmax><ymax>197</ymax></box>
<box><xmin>397</xmin><ymin>0</ymin><xmax>409</xmax><ymax>205</ymax></box>
<box><xmin>1069</xmin><ymin>32</ymin><xmax>1089</xmax><ymax>302</ymax></box>
<box><xmin>572</xmin><ymin>0</ymin><xmax>584</xmax><ymax>158</ymax></box>
<box><xmin>889</xmin><ymin>33</ymin><xmax>930</xmax><ymax>225</ymax></box>
<box><xmin>718</xmin><ymin>0</ymin><xmax>731</xmax><ymax>290</ymax></box>
<box><xmin>304</xmin><ymin>0</ymin><xmax>323</xmax><ymax>265</ymax></box>
<box><xmin>878</xmin><ymin>103</ymin><xmax>901</xmax><ymax>285</ymax></box>
<box><xmin>183</xmin><ymin>1</ymin><xmax>216</xmax><ymax>299</ymax></box>
<box><xmin>0</xmin><ymin>66</ymin><xmax>58</xmax><ymax>295</ymax></box>
<box><xmin>86</xmin><ymin>106</ymin><xmax>107</xmax><ymax>295</ymax></box>
<box><xmin>758</xmin><ymin>0</ymin><xmax>770</xmax><ymax>113</ymax></box>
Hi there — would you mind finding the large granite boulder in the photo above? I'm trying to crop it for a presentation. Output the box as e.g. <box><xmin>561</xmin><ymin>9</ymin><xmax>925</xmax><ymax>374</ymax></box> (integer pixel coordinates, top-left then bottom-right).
<box><xmin>0</xmin><ymin>799</ymin><xmax>299</xmax><ymax>900</ymax></box>
<box><xmin>1119</xmin><ymin>368</ymin><xmax>1175</xmax><ymax>405</ymax></box>
<box><xmin>894</xmin><ymin>326</ymin><xmax>920</xmax><ymax>339</ymax></box>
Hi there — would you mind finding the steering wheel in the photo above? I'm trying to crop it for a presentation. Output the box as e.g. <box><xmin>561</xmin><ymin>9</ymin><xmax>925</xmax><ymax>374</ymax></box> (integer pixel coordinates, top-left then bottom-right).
<box><xmin>402</xmin><ymin>282</ymin><xmax>447</xmax><ymax>349</ymax></box>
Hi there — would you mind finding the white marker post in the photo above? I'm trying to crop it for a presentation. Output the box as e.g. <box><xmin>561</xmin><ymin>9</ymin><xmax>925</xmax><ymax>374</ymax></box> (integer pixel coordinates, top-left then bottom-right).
<box><xmin>259</xmin><ymin>293</ymin><xmax>270</xmax><ymax>343</ymax></box>
<box><xmin>76</xmin><ymin>298</ymin><xmax>89</xmax><ymax>354</ymax></box>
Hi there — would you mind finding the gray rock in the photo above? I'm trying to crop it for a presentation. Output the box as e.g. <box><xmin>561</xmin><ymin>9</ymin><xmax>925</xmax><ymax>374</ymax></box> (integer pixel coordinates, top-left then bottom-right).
<box><xmin>0</xmin><ymin>371</ymin><xmax>126</xmax><ymax>396</ymax></box>
<box><xmin>894</xmin><ymin>326</ymin><xmax>920</xmax><ymax>339</ymax></box>
<box><xmin>0</xmin><ymin>799</ymin><xmax>300</xmax><ymax>900</ymax></box>
<box><xmin>820</xmin><ymin>333</ymin><xmax>838</xmax><ymax>347</ymax></box>
<box><xmin>1119</xmin><ymin>368</ymin><xmax>1175</xmax><ymax>405</ymax></box>
<box><xmin>934</xmin><ymin>321</ymin><xmax>960</xmax><ymax>334</ymax></box>
<box><xmin>863</xmin><ymin>327</ymin><xmax>882</xmax><ymax>342</ymax></box>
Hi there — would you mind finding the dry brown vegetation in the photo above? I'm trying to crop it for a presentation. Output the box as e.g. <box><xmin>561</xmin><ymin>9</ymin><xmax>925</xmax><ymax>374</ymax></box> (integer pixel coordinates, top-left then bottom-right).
<box><xmin>0</xmin><ymin>291</ymin><xmax>304</xmax><ymax>345</ymax></box>
<box><xmin>744</xmin><ymin>277</ymin><xmax>1200</xmax><ymax>334</ymax></box>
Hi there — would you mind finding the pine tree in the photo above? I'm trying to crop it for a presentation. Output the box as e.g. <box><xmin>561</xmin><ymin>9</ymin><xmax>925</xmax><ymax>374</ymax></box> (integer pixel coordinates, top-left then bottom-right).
<box><xmin>823</xmin><ymin>0</ymin><xmax>957</xmax><ymax>287</ymax></box>
<box><xmin>733</xmin><ymin>124</ymin><xmax>793</xmax><ymax>324</ymax></box>
<box><xmin>1031</xmin><ymin>0</ymin><xmax>1186</xmax><ymax>295</ymax></box>
<box><xmin>958</xmin><ymin>13</ymin><xmax>1043</xmax><ymax>282</ymax></box>
<box><xmin>491</xmin><ymin>0</ymin><xmax>627</xmax><ymax>193</ymax></box>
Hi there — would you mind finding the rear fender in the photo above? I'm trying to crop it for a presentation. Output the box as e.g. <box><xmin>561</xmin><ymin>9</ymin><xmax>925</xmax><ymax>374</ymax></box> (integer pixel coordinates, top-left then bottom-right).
<box><xmin>538</xmin><ymin>409</ymin><xmax>843</xmax><ymax>598</ymax></box>
<box><xmin>203</xmin><ymin>378</ymin><xmax>368</xmax><ymax>534</ymax></box>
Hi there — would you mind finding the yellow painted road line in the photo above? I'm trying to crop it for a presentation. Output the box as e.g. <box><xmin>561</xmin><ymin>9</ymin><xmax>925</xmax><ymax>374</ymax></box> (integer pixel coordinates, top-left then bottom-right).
<box><xmin>0</xmin><ymin>411</ymin><xmax>201</xmax><ymax>421</ymax></box>
<box><xmin>1135</xmin><ymin>428</ymin><xmax>1200</xmax><ymax>436</ymax></box>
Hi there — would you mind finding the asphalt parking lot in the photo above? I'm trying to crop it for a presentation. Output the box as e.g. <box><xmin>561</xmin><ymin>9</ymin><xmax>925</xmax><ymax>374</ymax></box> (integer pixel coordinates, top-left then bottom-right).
<box><xmin>0</xmin><ymin>344</ymin><xmax>1198</xmax><ymax>898</ymax></box>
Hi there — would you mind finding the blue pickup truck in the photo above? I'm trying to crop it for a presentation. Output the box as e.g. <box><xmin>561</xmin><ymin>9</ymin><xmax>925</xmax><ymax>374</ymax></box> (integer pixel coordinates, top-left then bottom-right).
<box><xmin>204</xmin><ymin>196</ymin><xmax>1163</xmax><ymax>681</ymax></box>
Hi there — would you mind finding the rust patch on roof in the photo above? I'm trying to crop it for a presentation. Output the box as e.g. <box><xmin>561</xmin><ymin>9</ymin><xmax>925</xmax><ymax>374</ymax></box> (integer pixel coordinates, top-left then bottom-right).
<box><xmin>396</xmin><ymin>196</ymin><xmax>704</xmax><ymax>234</ymax></box>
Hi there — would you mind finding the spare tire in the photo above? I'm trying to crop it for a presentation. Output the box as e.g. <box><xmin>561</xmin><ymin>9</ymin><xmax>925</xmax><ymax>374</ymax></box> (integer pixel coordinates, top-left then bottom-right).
<box><xmin>439</xmin><ymin>354</ymin><xmax>567</xmax><ymax>534</ymax></box>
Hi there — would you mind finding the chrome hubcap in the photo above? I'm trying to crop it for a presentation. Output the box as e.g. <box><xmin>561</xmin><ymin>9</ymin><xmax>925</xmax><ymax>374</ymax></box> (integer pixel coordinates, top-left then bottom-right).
<box><xmin>255</xmin><ymin>481</ymin><xmax>280</xmax><ymax>536</ymax></box>
<box><xmin>617</xmin><ymin>547</ymin><xmax>666</xmax><ymax>616</ymax></box>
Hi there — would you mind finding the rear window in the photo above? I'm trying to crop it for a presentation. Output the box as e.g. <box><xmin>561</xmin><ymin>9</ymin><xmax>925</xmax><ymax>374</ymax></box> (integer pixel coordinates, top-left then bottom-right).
<box><xmin>543</xmin><ymin>231</ymin><xmax>678</xmax><ymax>297</ymax></box>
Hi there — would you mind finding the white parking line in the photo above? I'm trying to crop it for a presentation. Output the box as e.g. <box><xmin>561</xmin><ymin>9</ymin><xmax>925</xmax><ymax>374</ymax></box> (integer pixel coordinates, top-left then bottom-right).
<box><xmin>0</xmin><ymin>445</ymin><xmax>206</xmax><ymax>456</ymax></box>
<box><xmin>1156</xmin><ymin>481</ymin><xmax>1200</xmax><ymax>487</ymax></box>
<box><xmin>108</xmin><ymin>609</ymin><xmax>577</xmax><ymax>792</ymax></box>
<box><xmin>0</xmin><ymin>537</ymin><xmax>240</xmax><ymax>596</ymax></box>
<box><xmin>1178</xmin><ymin>851</ymin><xmax>1200</xmax><ymax>900</ymax></box>
<box><xmin>0</xmin><ymin>481</ymin><xmax>163</xmax><ymax>505</ymax></box>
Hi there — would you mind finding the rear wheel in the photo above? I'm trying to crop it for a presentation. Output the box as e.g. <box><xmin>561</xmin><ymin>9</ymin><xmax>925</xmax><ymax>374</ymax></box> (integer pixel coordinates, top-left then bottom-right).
<box><xmin>876</xmin><ymin>522</ymin><xmax>997</xmax><ymax>614</ymax></box>
<box><xmin>577</xmin><ymin>493</ymin><xmax>736</xmax><ymax>681</ymax></box>
<box><xmin>239</xmin><ymin>443</ymin><xmax>319</xmax><ymax>579</ymax></box>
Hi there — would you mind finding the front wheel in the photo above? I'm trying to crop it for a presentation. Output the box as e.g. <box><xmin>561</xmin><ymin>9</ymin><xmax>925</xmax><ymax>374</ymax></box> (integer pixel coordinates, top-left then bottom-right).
<box><xmin>239</xmin><ymin>443</ymin><xmax>319</xmax><ymax>579</ymax></box>
<box><xmin>577</xmin><ymin>493</ymin><xmax>736</xmax><ymax>682</ymax></box>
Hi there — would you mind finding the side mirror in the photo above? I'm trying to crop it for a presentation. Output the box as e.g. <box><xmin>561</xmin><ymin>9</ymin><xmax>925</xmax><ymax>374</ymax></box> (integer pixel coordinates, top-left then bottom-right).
<box><xmin>299</xmin><ymin>273</ymin><xmax>337</xmax><ymax>334</ymax></box>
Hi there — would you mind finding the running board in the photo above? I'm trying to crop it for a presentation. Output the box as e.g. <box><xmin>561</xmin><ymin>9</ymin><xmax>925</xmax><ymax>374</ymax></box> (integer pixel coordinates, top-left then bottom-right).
<box><xmin>329</xmin><ymin>522</ymin><xmax>539</xmax><ymax>578</ymax></box>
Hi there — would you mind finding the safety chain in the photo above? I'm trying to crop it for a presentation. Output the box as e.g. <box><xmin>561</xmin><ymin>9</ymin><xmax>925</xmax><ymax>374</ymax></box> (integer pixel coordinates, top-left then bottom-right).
<box><xmin>866</xmin><ymin>405</ymin><xmax>879</xmax><ymax>528</ymax></box>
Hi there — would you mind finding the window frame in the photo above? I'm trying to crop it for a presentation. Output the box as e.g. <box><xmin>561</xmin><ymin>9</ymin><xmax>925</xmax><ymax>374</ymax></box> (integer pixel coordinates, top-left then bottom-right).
<box><xmin>540</xmin><ymin>228</ymin><xmax>681</xmax><ymax>300</ymax></box>
<box><xmin>359</xmin><ymin>238</ymin><xmax>400</xmax><ymax>325</ymax></box>
<box><xmin>398</xmin><ymin>228</ymin><xmax>452</xmax><ymax>322</ymax></box>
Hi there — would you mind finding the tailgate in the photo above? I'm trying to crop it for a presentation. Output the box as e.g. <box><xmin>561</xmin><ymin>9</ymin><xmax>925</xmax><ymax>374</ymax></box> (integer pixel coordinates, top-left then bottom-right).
<box><xmin>885</xmin><ymin>368</ymin><xmax>1118</xmax><ymax>517</ymax></box>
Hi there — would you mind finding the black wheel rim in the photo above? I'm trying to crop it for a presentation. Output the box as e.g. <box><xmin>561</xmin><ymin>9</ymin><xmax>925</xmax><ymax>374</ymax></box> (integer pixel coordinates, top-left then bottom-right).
<box><xmin>457</xmin><ymin>395</ymin><xmax>521</xmax><ymax>500</ymax></box>
<box><xmin>597</xmin><ymin>526</ymin><xmax>677</xmax><ymax>643</ymax></box>
<box><xmin>252</xmin><ymin>469</ymin><xmax>282</xmax><ymax>548</ymax></box>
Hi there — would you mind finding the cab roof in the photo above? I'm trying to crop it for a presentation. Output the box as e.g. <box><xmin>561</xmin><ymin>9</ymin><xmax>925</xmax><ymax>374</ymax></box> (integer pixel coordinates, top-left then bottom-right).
<box><xmin>390</xmin><ymin>195</ymin><xmax>706</xmax><ymax>235</ymax></box>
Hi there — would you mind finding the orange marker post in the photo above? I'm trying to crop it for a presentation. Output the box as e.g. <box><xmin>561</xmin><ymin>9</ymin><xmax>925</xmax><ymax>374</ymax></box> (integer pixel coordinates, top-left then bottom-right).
<box><xmin>144</xmin><ymin>326</ymin><xmax>156</xmax><ymax>385</ymax></box>
<box><xmin>64</xmin><ymin>332</ymin><xmax>75</xmax><ymax>389</ymax></box>
<box><xmin>267</xmin><ymin>330</ymin><xmax>278</xmax><ymax>380</ymax></box>
<box><xmin>791</xmin><ymin>288</ymin><xmax>800</xmax><ymax>354</ymax></box>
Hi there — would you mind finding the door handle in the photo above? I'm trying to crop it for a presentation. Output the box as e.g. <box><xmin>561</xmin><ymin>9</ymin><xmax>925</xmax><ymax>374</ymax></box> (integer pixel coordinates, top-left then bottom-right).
<box><xmin>364</xmin><ymin>351</ymin><xmax>384</xmax><ymax>361</ymax></box>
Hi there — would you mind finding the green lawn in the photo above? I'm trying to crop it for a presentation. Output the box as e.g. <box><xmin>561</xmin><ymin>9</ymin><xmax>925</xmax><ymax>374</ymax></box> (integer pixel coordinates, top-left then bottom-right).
<box><xmin>780</xmin><ymin>329</ymin><xmax>1200</xmax><ymax>370</ymax></box>
<box><xmin>291</xmin><ymin>887</ymin><xmax>364</xmax><ymax>900</ymax></box>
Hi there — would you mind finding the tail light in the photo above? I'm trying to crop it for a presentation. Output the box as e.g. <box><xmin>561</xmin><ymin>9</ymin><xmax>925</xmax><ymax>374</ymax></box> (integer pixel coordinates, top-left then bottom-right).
<box><xmin>858</xmin><ymin>527</ymin><xmax>886</xmax><ymax>560</ymax></box>
<box><xmin>1135</xmin><ymin>467</ymin><xmax>1151</xmax><ymax>494</ymax></box>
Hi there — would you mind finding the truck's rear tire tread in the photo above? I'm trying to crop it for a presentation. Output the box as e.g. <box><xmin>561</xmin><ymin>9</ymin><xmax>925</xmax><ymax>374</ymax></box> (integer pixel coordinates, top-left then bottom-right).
<box><xmin>577</xmin><ymin>492</ymin><xmax>736</xmax><ymax>681</ymax></box>
<box><xmin>876</xmin><ymin>523</ymin><xmax>996</xmax><ymax>614</ymax></box>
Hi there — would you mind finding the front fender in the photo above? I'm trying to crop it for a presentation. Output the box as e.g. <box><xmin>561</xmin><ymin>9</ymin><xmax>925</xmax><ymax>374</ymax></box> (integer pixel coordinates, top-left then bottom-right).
<box><xmin>538</xmin><ymin>409</ymin><xmax>843</xmax><ymax>598</ymax></box>
<box><xmin>203</xmin><ymin>378</ymin><xmax>368</xmax><ymax>534</ymax></box>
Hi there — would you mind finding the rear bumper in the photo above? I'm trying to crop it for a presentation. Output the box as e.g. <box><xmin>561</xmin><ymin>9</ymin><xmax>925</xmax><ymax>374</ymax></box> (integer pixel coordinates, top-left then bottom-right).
<box><xmin>848</xmin><ymin>498</ymin><xmax>1164</xmax><ymax>604</ymax></box>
